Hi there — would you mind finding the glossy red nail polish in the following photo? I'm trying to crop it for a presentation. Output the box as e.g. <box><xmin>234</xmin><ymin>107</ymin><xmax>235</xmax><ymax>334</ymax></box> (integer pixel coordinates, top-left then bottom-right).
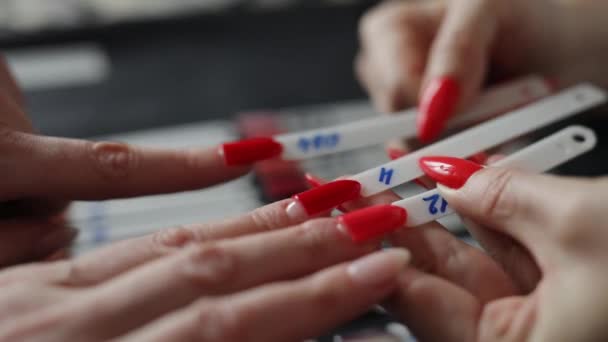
<box><xmin>339</xmin><ymin>205</ymin><xmax>408</xmax><ymax>243</ymax></box>
<box><xmin>468</xmin><ymin>152</ymin><xmax>489</xmax><ymax>165</ymax></box>
<box><xmin>292</xmin><ymin>180</ymin><xmax>361</xmax><ymax>216</ymax></box>
<box><xmin>418</xmin><ymin>156</ymin><xmax>483</xmax><ymax>189</ymax></box>
<box><xmin>304</xmin><ymin>173</ymin><xmax>325</xmax><ymax>188</ymax></box>
<box><xmin>387</xmin><ymin>148</ymin><xmax>407</xmax><ymax>161</ymax></box>
<box><xmin>220</xmin><ymin>137</ymin><xmax>283</xmax><ymax>166</ymax></box>
<box><xmin>418</xmin><ymin>77</ymin><xmax>460</xmax><ymax>143</ymax></box>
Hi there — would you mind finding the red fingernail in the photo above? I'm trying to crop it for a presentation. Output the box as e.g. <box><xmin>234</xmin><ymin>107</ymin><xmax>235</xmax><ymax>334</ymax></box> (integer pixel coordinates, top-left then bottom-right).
<box><xmin>418</xmin><ymin>77</ymin><xmax>460</xmax><ymax>143</ymax></box>
<box><xmin>292</xmin><ymin>180</ymin><xmax>361</xmax><ymax>216</ymax></box>
<box><xmin>468</xmin><ymin>152</ymin><xmax>489</xmax><ymax>165</ymax></box>
<box><xmin>304</xmin><ymin>173</ymin><xmax>325</xmax><ymax>188</ymax></box>
<box><xmin>418</xmin><ymin>156</ymin><xmax>483</xmax><ymax>189</ymax></box>
<box><xmin>339</xmin><ymin>205</ymin><xmax>408</xmax><ymax>243</ymax></box>
<box><xmin>220</xmin><ymin>137</ymin><xmax>283</xmax><ymax>166</ymax></box>
<box><xmin>387</xmin><ymin>148</ymin><xmax>407</xmax><ymax>161</ymax></box>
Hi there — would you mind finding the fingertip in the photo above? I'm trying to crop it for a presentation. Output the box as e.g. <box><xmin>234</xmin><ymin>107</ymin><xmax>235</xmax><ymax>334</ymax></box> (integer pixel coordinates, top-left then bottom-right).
<box><xmin>417</xmin><ymin>77</ymin><xmax>461</xmax><ymax>143</ymax></box>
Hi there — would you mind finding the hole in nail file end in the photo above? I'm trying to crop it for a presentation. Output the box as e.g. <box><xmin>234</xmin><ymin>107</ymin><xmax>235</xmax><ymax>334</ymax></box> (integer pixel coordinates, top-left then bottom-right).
<box><xmin>349</xmin><ymin>84</ymin><xmax>606</xmax><ymax>197</ymax></box>
<box><xmin>394</xmin><ymin>125</ymin><xmax>597</xmax><ymax>227</ymax></box>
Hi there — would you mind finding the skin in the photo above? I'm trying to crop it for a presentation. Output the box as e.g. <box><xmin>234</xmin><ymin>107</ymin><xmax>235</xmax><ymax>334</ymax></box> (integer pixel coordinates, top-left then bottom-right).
<box><xmin>0</xmin><ymin>58</ymin><xmax>250</xmax><ymax>266</ymax></box>
<box><xmin>357</xmin><ymin>0</ymin><xmax>608</xmax><ymax>152</ymax></box>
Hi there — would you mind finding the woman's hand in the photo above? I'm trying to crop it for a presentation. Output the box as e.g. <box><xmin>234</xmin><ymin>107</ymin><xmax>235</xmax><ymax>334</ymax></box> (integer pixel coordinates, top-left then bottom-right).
<box><xmin>0</xmin><ymin>58</ymin><xmax>252</xmax><ymax>267</ymax></box>
<box><xmin>0</xmin><ymin>199</ymin><xmax>410</xmax><ymax>341</ymax></box>
<box><xmin>357</xmin><ymin>0</ymin><xmax>608</xmax><ymax>144</ymax></box>
<box><xmin>384</xmin><ymin>157</ymin><xmax>608</xmax><ymax>341</ymax></box>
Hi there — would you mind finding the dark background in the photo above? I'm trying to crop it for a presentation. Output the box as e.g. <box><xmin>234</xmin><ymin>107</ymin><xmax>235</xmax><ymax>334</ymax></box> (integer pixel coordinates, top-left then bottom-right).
<box><xmin>2</xmin><ymin>2</ymin><xmax>378</xmax><ymax>138</ymax></box>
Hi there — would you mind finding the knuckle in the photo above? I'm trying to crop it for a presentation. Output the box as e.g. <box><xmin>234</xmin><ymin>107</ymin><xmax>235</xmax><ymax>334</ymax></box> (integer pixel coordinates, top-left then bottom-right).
<box><xmin>181</xmin><ymin>244</ymin><xmax>238</xmax><ymax>291</ymax></box>
<box><xmin>296</xmin><ymin>220</ymin><xmax>336</xmax><ymax>259</ymax></box>
<box><xmin>477</xmin><ymin>168</ymin><xmax>517</xmax><ymax>221</ymax></box>
<box><xmin>152</xmin><ymin>226</ymin><xmax>197</xmax><ymax>249</ymax></box>
<box><xmin>248</xmin><ymin>204</ymin><xmax>288</xmax><ymax>233</ymax></box>
<box><xmin>193</xmin><ymin>302</ymin><xmax>243</xmax><ymax>342</ymax></box>
<box><xmin>89</xmin><ymin>141</ymin><xmax>140</xmax><ymax>180</ymax></box>
<box><xmin>360</xmin><ymin>2</ymin><xmax>412</xmax><ymax>38</ymax></box>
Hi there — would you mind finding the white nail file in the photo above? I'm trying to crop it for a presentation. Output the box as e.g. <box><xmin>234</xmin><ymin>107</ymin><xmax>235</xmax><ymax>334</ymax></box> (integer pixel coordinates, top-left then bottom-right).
<box><xmin>349</xmin><ymin>84</ymin><xmax>606</xmax><ymax>197</ymax></box>
<box><xmin>394</xmin><ymin>125</ymin><xmax>596</xmax><ymax>227</ymax></box>
<box><xmin>275</xmin><ymin>75</ymin><xmax>552</xmax><ymax>160</ymax></box>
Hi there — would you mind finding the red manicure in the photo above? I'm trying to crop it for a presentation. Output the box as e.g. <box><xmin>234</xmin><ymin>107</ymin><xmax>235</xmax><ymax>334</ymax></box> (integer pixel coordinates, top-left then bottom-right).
<box><xmin>339</xmin><ymin>205</ymin><xmax>408</xmax><ymax>243</ymax></box>
<box><xmin>418</xmin><ymin>77</ymin><xmax>460</xmax><ymax>143</ymax></box>
<box><xmin>220</xmin><ymin>137</ymin><xmax>283</xmax><ymax>166</ymax></box>
<box><xmin>387</xmin><ymin>148</ymin><xmax>407</xmax><ymax>161</ymax></box>
<box><xmin>304</xmin><ymin>173</ymin><xmax>325</xmax><ymax>188</ymax></box>
<box><xmin>292</xmin><ymin>180</ymin><xmax>361</xmax><ymax>216</ymax></box>
<box><xmin>418</xmin><ymin>156</ymin><xmax>483</xmax><ymax>189</ymax></box>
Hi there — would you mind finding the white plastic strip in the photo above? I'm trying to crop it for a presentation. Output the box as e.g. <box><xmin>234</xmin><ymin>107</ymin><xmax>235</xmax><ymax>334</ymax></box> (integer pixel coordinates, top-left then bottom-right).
<box><xmin>394</xmin><ymin>125</ymin><xmax>596</xmax><ymax>227</ymax></box>
<box><xmin>275</xmin><ymin>75</ymin><xmax>552</xmax><ymax>160</ymax></box>
<box><xmin>349</xmin><ymin>84</ymin><xmax>606</xmax><ymax>197</ymax></box>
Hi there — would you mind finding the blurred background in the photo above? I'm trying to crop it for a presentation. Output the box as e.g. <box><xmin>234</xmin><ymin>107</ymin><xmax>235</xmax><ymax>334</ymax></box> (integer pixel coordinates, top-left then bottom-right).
<box><xmin>1</xmin><ymin>0</ymin><xmax>378</xmax><ymax>137</ymax></box>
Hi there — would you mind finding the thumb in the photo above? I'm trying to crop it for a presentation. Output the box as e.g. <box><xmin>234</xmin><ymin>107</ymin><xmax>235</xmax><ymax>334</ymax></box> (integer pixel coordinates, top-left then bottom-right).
<box><xmin>418</xmin><ymin>0</ymin><xmax>501</xmax><ymax>142</ymax></box>
<box><xmin>419</xmin><ymin>156</ymin><xmax>592</xmax><ymax>256</ymax></box>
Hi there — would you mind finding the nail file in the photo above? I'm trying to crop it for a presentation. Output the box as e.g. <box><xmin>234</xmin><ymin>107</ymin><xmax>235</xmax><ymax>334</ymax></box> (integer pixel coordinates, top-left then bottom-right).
<box><xmin>394</xmin><ymin>125</ymin><xmax>596</xmax><ymax>227</ymax></box>
<box><xmin>275</xmin><ymin>75</ymin><xmax>552</xmax><ymax>160</ymax></box>
<box><xmin>349</xmin><ymin>84</ymin><xmax>606</xmax><ymax>197</ymax></box>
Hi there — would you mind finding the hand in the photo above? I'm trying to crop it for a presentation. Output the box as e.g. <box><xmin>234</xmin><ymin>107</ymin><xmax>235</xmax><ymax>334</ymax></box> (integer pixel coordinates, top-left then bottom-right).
<box><xmin>357</xmin><ymin>0</ymin><xmax>608</xmax><ymax>143</ymax></box>
<box><xmin>386</xmin><ymin>157</ymin><xmax>608</xmax><ymax>341</ymax></box>
<box><xmin>0</xmin><ymin>199</ymin><xmax>410</xmax><ymax>341</ymax></box>
<box><xmin>0</xmin><ymin>58</ymin><xmax>251</xmax><ymax>267</ymax></box>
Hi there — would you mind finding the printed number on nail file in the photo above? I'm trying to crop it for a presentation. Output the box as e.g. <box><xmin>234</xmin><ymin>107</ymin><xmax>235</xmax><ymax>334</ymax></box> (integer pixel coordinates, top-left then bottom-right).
<box><xmin>274</xmin><ymin>75</ymin><xmax>552</xmax><ymax>160</ymax></box>
<box><xmin>394</xmin><ymin>125</ymin><xmax>597</xmax><ymax>227</ymax></box>
<box><xmin>349</xmin><ymin>84</ymin><xmax>606</xmax><ymax>197</ymax></box>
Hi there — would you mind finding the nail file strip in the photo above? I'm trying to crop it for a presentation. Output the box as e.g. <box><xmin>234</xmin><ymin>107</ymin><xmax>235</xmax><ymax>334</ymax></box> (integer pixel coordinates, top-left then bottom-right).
<box><xmin>394</xmin><ymin>125</ymin><xmax>597</xmax><ymax>227</ymax></box>
<box><xmin>349</xmin><ymin>84</ymin><xmax>606</xmax><ymax>197</ymax></box>
<box><xmin>275</xmin><ymin>75</ymin><xmax>552</xmax><ymax>160</ymax></box>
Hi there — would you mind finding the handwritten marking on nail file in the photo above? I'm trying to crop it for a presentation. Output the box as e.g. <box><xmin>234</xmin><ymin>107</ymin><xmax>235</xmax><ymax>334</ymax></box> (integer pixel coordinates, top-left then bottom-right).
<box><xmin>349</xmin><ymin>85</ymin><xmax>606</xmax><ymax>197</ymax></box>
<box><xmin>275</xmin><ymin>75</ymin><xmax>554</xmax><ymax>160</ymax></box>
<box><xmin>393</xmin><ymin>126</ymin><xmax>597</xmax><ymax>227</ymax></box>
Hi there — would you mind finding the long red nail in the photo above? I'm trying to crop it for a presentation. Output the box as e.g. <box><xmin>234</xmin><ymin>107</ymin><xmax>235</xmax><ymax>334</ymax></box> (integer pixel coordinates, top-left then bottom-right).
<box><xmin>418</xmin><ymin>156</ymin><xmax>483</xmax><ymax>189</ymax></box>
<box><xmin>418</xmin><ymin>77</ymin><xmax>460</xmax><ymax>143</ymax></box>
<box><xmin>291</xmin><ymin>180</ymin><xmax>361</xmax><ymax>216</ymax></box>
<box><xmin>220</xmin><ymin>137</ymin><xmax>283</xmax><ymax>166</ymax></box>
<box><xmin>387</xmin><ymin>148</ymin><xmax>407</xmax><ymax>161</ymax></box>
<box><xmin>339</xmin><ymin>205</ymin><xmax>408</xmax><ymax>242</ymax></box>
<box><xmin>304</xmin><ymin>173</ymin><xmax>325</xmax><ymax>188</ymax></box>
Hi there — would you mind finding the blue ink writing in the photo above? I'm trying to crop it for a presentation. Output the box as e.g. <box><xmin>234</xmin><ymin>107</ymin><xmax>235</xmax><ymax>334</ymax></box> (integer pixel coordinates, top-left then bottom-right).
<box><xmin>298</xmin><ymin>133</ymin><xmax>340</xmax><ymax>153</ymax></box>
<box><xmin>423</xmin><ymin>194</ymin><xmax>448</xmax><ymax>215</ymax></box>
<box><xmin>379</xmin><ymin>167</ymin><xmax>394</xmax><ymax>185</ymax></box>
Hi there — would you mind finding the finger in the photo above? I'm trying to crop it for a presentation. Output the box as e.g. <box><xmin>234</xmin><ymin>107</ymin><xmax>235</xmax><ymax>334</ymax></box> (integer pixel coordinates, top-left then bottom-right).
<box><xmin>59</xmin><ymin>218</ymin><xmax>397</xmax><ymax>337</ymax></box>
<box><xmin>389</xmin><ymin>222</ymin><xmax>518</xmax><ymax>303</ymax></box>
<box><xmin>0</xmin><ymin>199</ymin><xmax>305</xmax><ymax>286</ymax></box>
<box><xmin>418</xmin><ymin>0</ymin><xmax>501</xmax><ymax>141</ymax></box>
<box><xmin>0</xmin><ymin>131</ymin><xmax>250</xmax><ymax>201</ymax></box>
<box><xmin>387</xmin><ymin>267</ymin><xmax>481</xmax><ymax>341</ymax></box>
<box><xmin>0</xmin><ymin>220</ymin><xmax>77</xmax><ymax>268</ymax></box>
<box><xmin>358</xmin><ymin>1</ymin><xmax>441</xmax><ymax>112</ymax></box>
<box><xmin>120</xmin><ymin>249</ymin><xmax>410</xmax><ymax>342</ymax></box>
<box><xmin>461</xmin><ymin>217</ymin><xmax>541</xmax><ymax>293</ymax></box>
<box><xmin>436</xmin><ymin>166</ymin><xmax>594</xmax><ymax>254</ymax></box>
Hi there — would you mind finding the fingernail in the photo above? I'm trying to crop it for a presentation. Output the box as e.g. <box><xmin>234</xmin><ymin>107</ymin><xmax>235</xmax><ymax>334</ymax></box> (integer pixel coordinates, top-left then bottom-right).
<box><xmin>418</xmin><ymin>156</ymin><xmax>483</xmax><ymax>189</ymax></box>
<box><xmin>468</xmin><ymin>152</ymin><xmax>489</xmax><ymax>165</ymax></box>
<box><xmin>348</xmin><ymin>249</ymin><xmax>411</xmax><ymax>287</ymax></box>
<box><xmin>418</xmin><ymin>77</ymin><xmax>460</xmax><ymax>142</ymax></box>
<box><xmin>39</xmin><ymin>227</ymin><xmax>79</xmax><ymax>255</ymax></box>
<box><xmin>387</xmin><ymin>148</ymin><xmax>407</xmax><ymax>161</ymax></box>
<box><xmin>219</xmin><ymin>137</ymin><xmax>283</xmax><ymax>166</ymax></box>
<box><xmin>338</xmin><ymin>205</ymin><xmax>408</xmax><ymax>242</ymax></box>
<box><xmin>287</xmin><ymin>180</ymin><xmax>361</xmax><ymax>218</ymax></box>
<box><xmin>304</xmin><ymin>173</ymin><xmax>325</xmax><ymax>188</ymax></box>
